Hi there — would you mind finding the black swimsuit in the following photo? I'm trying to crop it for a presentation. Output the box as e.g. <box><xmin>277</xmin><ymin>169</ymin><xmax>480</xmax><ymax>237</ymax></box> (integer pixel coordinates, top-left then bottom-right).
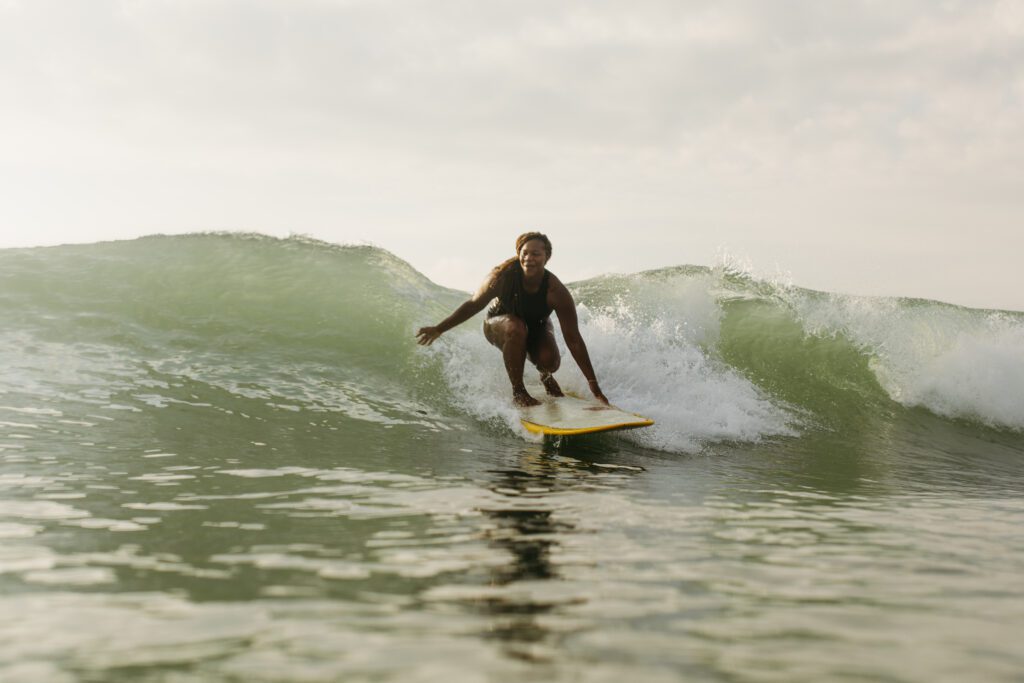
<box><xmin>486</xmin><ymin>263</ymin><xmax>553</xmax><ymax>349</ymax></box>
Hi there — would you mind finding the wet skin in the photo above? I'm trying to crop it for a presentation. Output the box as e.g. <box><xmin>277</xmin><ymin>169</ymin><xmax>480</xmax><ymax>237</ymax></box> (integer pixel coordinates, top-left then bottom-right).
<box><xmin>483</xmin><ymin>316</ymin><xmax>562</xmax><ymax>407</ymax></box>
<box><xmin>416</xmin><ymin>239</ymin><xmax>608</xmax><ymax>407</ymax></box>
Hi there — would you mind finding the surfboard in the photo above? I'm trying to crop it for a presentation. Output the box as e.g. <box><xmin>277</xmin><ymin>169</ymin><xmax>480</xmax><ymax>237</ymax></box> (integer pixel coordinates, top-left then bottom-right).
<box><xmin>519</xmin><ymin>392</ymin><xmax>654</xmax><ymax>436</ymax></box>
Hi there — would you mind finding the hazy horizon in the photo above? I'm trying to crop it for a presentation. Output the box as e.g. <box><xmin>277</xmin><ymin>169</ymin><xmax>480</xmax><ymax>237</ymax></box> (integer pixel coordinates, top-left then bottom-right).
<box><xmin>2</xmin><ymin>0</ymin><xmax>1022</xmax><ymax>310</ymax></box>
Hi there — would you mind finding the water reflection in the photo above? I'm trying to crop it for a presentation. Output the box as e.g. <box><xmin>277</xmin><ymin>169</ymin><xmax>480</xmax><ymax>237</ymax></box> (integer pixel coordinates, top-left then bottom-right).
<box><xmin>464</xmin><ymin>444</ymin><xmax>642</xmax><ymax>661</ymax></box>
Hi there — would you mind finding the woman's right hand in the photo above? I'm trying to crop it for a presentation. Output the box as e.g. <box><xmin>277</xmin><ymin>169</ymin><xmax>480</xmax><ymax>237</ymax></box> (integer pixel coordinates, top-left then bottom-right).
<box><xmin>416</xmin><ymin>326</ymin><xmax>443</xmax><ymax>346</ymax></box>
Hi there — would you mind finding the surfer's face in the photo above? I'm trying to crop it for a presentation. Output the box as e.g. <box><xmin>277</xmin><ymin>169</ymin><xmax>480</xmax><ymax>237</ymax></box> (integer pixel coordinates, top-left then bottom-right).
<box><xmin>518</xmin><ymin>240</ymin><xmax>549</xmax><ymax>274</ymax></box>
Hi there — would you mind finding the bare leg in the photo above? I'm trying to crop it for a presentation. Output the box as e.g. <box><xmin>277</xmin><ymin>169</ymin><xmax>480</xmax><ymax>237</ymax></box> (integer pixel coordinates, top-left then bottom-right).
<box><xmin>528</xmin><ymin>321</ymin><xmax>563</xmax><ymax>397</ymax></box>
<box><xmin>484</xmin><ymin>315</ymin><xmax>540</xmax><ymax>407</ymax></box>
<box><xmin>540</xmin><ymin>373</ymin><xmax>564</xmax><ymax>397</ymax></box>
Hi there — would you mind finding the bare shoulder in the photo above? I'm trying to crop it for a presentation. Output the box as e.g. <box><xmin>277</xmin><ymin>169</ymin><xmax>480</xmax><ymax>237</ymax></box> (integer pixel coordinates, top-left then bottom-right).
<box><xmin>546</xmin><ymin>272</ymin><xmax>574</xmax><ymax>308</ymax></box>
<box><xmin>471</xmin><ymin>269</ymin><xmax>501</xmax><ymax>302</ymax></box>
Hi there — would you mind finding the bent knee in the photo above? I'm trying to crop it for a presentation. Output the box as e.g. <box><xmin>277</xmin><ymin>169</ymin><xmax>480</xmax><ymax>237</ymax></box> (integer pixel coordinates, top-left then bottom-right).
<box><xmin>488</xmin><ymin>317</ymin><xmax>528</xmax><ymax>346</ymax></box>
<box><xmin>533</xmin><ymin>346</ymin><xmax>561</xmax><ymax>373</ymax></box>
<box><xmin>503</xmin><ymin>318</ymin><xmax>529</xmax><ymax>343</ymax></box>
<box><xmin>485</xmin><ymin>316</ymin><xmax>528</xmax><ymax>347</ymax></box>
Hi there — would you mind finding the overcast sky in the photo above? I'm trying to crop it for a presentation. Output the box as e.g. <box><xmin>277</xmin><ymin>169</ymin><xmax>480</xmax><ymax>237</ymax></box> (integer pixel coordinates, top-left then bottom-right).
<box><xmin>2</xmin><ymin>0</ymin><xmax>1022</xmax><ymax>309</ymax></box>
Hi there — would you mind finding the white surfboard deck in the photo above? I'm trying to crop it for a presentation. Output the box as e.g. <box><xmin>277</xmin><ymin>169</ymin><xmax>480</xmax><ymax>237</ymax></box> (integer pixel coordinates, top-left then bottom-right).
<box><xmin>518</xmin><ymin>391</ymin><xmax>654</xmax><ymax>436</ymax></box>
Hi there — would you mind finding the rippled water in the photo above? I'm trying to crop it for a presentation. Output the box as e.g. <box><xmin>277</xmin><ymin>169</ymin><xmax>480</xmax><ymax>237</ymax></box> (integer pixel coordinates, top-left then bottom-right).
<box><xmin>2</xmin><ymin>235</ymin><xmax>1023</xmax><ymax>681</ymax></box>
<box><xmin>3</xmin><ymin>397</ymin><xmax>1023</xmax><ymax>682</ymax></box>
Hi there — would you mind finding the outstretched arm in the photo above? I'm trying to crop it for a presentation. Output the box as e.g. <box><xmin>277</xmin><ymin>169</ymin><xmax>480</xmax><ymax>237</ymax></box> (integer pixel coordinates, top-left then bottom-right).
<box><xmin>416</xmin><ymin>278</ymin><xmax>497</xmax><ymax>346</ymax></box>
<box><xmin>552</xmin><ymin>281</ymin><xmax>609</xmax><ymax>404</ymax></box>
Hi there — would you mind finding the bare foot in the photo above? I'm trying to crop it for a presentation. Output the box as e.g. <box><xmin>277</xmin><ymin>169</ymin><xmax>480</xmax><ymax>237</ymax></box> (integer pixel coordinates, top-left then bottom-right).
<box><xmin>512</xmin><ymin>388</ymin><xmax>541</xmax><ymax>407</ymax></box>
<box><xmin>540</xmin><ymin>373</ymin><xmax>564</xmax><ymax>397</ymax></box>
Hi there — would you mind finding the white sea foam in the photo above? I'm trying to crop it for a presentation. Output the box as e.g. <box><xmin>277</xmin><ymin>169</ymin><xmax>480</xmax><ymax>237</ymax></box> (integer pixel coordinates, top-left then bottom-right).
<box><xmin>791</xmin><ymin>292</ymin><xmax>1024</xmax><ymax>431</ymax></box>
<box><xmin>431</xmin><ymin>325</ymin><xmax>528</xmax><ymax>436</ymax></box>
<box><xmin>433</xmin><ymin>274</ymin><xmax>796</xmax><ymax>453</ymax></box>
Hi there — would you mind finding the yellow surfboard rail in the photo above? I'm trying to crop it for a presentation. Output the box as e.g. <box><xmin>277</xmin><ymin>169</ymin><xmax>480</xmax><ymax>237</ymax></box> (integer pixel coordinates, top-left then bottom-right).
<box><xmin>517</xmin><ymin>391</ymin><xmax>654</xmax><ymax>436</ymax></box>
<box><xmin>520</xmin><ymin>416</ymin><xmax>655</xmax><ymax>436</ymax></box>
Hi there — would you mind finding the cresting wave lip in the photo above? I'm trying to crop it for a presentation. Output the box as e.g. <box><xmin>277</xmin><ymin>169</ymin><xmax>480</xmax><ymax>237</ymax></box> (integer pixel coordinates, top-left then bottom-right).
<box><xmin>1</xmin><ymin>232</ymin><xmax>1022</xmax><ymax>452</ymax></box>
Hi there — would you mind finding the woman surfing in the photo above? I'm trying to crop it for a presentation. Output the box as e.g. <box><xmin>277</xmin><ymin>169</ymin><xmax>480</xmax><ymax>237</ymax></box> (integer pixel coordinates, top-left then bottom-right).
<box><xmin>416</xmin><ymin>232</ymin><xmax>609</xmax><ymax>407</ymax></box>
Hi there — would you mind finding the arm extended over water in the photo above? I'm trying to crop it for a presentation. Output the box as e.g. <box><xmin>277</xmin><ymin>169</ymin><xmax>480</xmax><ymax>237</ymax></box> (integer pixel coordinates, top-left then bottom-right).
<box><xmin>416</xmin><ymin>280</ymin><xmax>497</xmax><ymax>346</ymax></box>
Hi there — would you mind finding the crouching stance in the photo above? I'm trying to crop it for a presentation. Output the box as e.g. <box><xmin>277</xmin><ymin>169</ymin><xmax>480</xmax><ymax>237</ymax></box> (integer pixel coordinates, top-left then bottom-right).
<box><xmin>416</xmin><ymin>232</ymin><xmax>608</xmax><ymax>407</ymax></box>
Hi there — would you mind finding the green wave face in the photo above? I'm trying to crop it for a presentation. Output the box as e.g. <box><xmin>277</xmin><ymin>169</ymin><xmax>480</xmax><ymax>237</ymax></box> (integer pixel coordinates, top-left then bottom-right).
<box><xmin>1</xmin><ymin>233</ymin><xmax>451</xmax><ymax>360</ymax></box>
<box><xmin>0</xmin><ymin>234</ymin><xmax>465</xmax><ymax>446</ymax></box>
<box><xmin>2</xmin><ymin>233</ymin><xmax>1022</xmax><ymax>455</ymax></box>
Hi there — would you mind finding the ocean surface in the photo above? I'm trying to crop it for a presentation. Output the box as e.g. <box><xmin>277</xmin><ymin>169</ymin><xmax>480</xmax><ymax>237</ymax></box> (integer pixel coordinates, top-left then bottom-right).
<box><xmin>2</xmin><ymin>233</ymin><xmax>1022</xmax><ymax>682</ymax></box>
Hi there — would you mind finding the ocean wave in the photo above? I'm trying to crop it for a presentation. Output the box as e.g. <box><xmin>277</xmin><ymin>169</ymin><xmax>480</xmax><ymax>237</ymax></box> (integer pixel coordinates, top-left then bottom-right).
<box><xmin>1</xmin><ymin>232</ymin><xmax>1020</xmax><ymax>456</ymax></box>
